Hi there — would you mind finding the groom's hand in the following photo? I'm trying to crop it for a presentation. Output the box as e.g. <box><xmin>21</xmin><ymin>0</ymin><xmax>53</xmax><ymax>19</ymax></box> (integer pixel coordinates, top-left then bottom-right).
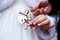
<box><xmin>30</xmin><ymin>0</ymin><xmax>52</xmax><ymax>16</ymax></box>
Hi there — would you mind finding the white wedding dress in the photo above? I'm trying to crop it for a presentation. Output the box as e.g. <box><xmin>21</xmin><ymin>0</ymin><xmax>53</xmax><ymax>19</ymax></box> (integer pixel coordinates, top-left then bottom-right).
<box><xmin>0</xmin><ymin>0</ymin><xmax>14</xmax><ymax>12</ymax></box>
<box><xmin>0</xmin><ymin>0</ymin><xmax>57</xmax><ymax>40</ymax></box>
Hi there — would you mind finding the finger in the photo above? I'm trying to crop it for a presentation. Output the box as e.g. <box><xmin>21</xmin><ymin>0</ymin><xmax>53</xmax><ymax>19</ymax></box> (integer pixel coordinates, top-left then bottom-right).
<box><xmin>40</xmin><ymin>24</ymin><xmax>50</xmax><ymax>30</ymax></box>
<box><xmin>31</xmin><ymin>1</ymin><xmax>45</xmax><ymax>9</ymax></box>
<box><xmin>43</xmin><ymin>23</ymin><xmax>54</xmax><ymax>30</ymax></box>
<box><xmin>39</xmin><ymin>8</ymin><xmax>48</xmax><ymax>14</ymax></box>
<box><xmin>44</xmin><ymin>4</ymin><xmax>52</xmax><ymax>14</ymax></box>
<box><xmin>30</xmin><ymin>3</ymin><xmax>40</xmax><ymax>11</ymax></box>
<box><xmin>44</xmin><ymin>7</ymin><xmax>49</xmax><ymax>14</ymax></box>
<box><xmin>30</xmin><ymin>1</ymin><xmax>45</xmax><ymax>12</ymax></box>
<box><xmin>28</xmin><ymin>21</ymin><xmax>33</xmax><ymax>26</ymax></box>
<box><xmin>32</xmin><ymin>15</ymin><xmax>47</xmax><ymax>25</ymax></box>
<box><xmin>38</xmin><ymin>19</ymin><xmax>50</xmax><ymax>26</ymax></box>
<box><xmin>33</xmin><ymin>9</ymin><xmax>40</xmax><ymax>16</ymax></box>
<box><xmin>37</xmin><ymin>1</ymin><xmax>45</xmax><ymax>8</ymax></box>
<box><xmin>28</xmin><ymin>21</ymin><xmax>35</xmax><ymax>29</ymax></box>
<box><xmin>48</xmin><ymin>23</ymin><xmax>54</xmax><ymax>28</ymax></box>
<box><xmin>30</xmin><ymin>15</ymin><xmax>44</xmax><ymax>23</ymax></box>
<box><xmin>40</xmin><ymin>7</ymin><xmax>49</xmax><ymax>14</ymax></box>
<box><xmin>39</xmin><ymin>8</ymin><xmax>44</xmax><ymax>14</ymax></box>
<box><xmin>41</xmin><ymin>25</ymin><xmax>50</xmax><ymax>30</ymax></box>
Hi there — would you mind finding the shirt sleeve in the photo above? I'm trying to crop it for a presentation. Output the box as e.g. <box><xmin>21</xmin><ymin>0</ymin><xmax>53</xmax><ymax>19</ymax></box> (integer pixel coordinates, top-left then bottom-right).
<box><xmin>35</xmin><ymin>15</ymin><xmax>57</xmax><ymax>40</ymax></box>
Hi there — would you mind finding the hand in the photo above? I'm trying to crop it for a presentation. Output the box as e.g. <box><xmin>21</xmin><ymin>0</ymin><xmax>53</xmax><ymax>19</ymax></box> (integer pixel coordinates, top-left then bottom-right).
<box><xmin>30</xmin><ymin>0</ymin><xmax>52</xmax><ymax>16</ymax></box>
<box><xmin>29</xmin><ymin>14</ymin><xmax>54</xmax><ymax>30</ymax></box>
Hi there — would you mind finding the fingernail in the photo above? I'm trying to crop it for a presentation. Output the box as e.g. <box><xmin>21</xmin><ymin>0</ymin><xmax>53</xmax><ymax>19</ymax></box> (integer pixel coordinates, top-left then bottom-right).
<box><xmin>38</xmin><ymin>24</ymin><xmax>41</xmax><ymax>26</ymax></box>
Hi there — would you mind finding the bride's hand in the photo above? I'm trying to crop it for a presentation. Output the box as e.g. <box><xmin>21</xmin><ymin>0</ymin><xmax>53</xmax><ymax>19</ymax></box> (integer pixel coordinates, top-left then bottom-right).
<box><xmin>29</xmin><ymin>14</ymin><xmax>54</xmax><ymax>30</ymax></box>
<box><xmin>30</xmin><ymin>0</ymin><xmax>52</xmax><ymax>16</ymax></box>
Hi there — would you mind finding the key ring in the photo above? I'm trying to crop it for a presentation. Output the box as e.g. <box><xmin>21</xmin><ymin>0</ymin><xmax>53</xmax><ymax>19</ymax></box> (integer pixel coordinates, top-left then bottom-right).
<box><xmin>19</xmin><ymin>10</ymin><xmax>30</xmax><ymax>30</ymax></box>
<box><xmin>18</xmin><ymin>10</ymin><xmax>36</xmax><ymax>30</ymax></box>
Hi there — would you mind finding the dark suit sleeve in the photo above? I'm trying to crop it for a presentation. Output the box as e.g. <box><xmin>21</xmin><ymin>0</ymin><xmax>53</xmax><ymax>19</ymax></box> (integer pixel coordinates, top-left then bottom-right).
<box><xmin>48</xmin><ymin>0</ymin><xmax>60</xmax><ymax>15</ymax></box>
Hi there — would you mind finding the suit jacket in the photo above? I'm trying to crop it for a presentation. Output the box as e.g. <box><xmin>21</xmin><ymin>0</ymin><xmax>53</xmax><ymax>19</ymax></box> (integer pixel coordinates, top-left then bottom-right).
<box><xmin>48</xmin><ymin>0</ymin><xmax>60</xmax><ymax>34</ymax></box>
<box><xmin>48</xmin><ymin>0</ymin><xmax>60</xmax><ymax>15</ymax></box>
